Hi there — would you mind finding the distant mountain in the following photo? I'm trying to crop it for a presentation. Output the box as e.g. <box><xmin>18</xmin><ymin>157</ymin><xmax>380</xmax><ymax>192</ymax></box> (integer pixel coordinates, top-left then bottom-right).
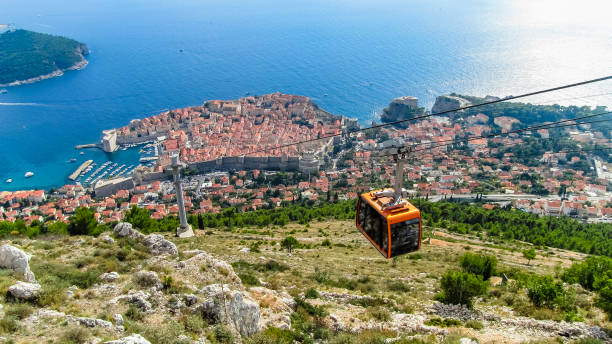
<box><xmin>0</xmin><ymin>29</ymin><xmax>88</xmax><ymax>86</ymax></box>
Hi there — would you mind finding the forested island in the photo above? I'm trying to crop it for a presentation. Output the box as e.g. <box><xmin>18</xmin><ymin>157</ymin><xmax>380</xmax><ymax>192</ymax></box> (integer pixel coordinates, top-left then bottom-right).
<box><xmin>0</xmin><ymin>29</ymin><xmax>88</xmax><ymax>86</ymax></box>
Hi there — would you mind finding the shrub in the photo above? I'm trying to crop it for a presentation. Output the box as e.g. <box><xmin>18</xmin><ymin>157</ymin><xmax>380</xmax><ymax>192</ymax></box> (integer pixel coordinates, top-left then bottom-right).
<box><xmin>295</xmin><ymin>298</ymin><xmax>328</xmax><ymax>318</ymax></box>
<box><xmin>239</xmin><ymin>273</ymin><xmax>260</xmax><ymax>286</ymax></box>
<box><xmin>464</xmin><ymin>319</ymin><xmax>484</xmax><ymax>330</ymax></box>
<box><xmin>182</xmin><ymin>313</ymin><xmax>206</xmax><ymax>334</ymax></box>
<box><xmin>424</xmin><ymin>317</ymin><xmax>462</xmax><ymax>327</ymax></box>
<box><xmin>304</xmin><ymin>287</ymin><xmax>320</xmax><ymax>299</ymax></box>
<box><xmin>527</xmin><ymin>275</ymin><xmax>565</xmax><ymax>308</ymax></box>
<box><xmin>133</xmin><ymin>272</ymin><xmax>160</xmax><ymax>288</ymax></box>
<box><xmin>246</xmin><ymin>327</ymin><xmax>295</xmax><ymax>344</ymax></box>
<box><xmin>595</xmin><ymin>278</ymin><xmax>612</xmax><ymax>320</ymax></box>
<box><xmin>321</xmin><ymin>239</ymin><xmax>332</xmax><ymax>247</ymax></box>
<box><xmin>459</xmin><ymin>252</ymin><xmax>497</xmax><ymax>280</ymax></box>
<box><xmin>0</xmin><ymin>315</ymin><xmax>19</xmax><ymax>333</ymax></box>
<box><xmin>60</xmin><ymin>326</ymin><xmax>90</xmax><ymax>344</ymax></box>
<box><xmin>214</xmin><ymin>325</ymin><xmax>234</xmax><ymax>344</ymax></box>
<box><xmin>367</xmin><ymin>306</ymin><xmax>392</xmax><ymax>322</ymax></box>
<box><xmin>125</xmin><ymin>305</ymin><xmax>145</xmax><ymax>321</ymax></box>
<box><xmin>4</xmin><ymin>303</ymin><xmax>33</xmax><ymax>319</ymax></box>
<box><xmin>387</xmin><ymin>280</ymin><xmax>410</xmax><ymax>293</ymax></box>
<box><xmin>562</xmin><ymin>256</ymin><xmax>612</xmax><ymax>291</ymax></box>
<box><xmin>437</xmin><ymin>270</ymin><xmax>488</xmax><ymax>308</ymax></box>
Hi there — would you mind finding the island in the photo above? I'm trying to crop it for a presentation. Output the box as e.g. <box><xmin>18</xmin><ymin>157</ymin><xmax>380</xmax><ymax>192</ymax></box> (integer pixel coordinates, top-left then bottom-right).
<box><xmin>0</xmin><ymin>29</ymin><xmax>89</xmax><ymax>86</ymax></box>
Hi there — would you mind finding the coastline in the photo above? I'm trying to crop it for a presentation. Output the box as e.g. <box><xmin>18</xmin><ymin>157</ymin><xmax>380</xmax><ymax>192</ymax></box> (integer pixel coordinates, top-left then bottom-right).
<box><xmin>0</xmin><ymin>58</ymin><xmax>88</xmax><ymax>87</ymax></box>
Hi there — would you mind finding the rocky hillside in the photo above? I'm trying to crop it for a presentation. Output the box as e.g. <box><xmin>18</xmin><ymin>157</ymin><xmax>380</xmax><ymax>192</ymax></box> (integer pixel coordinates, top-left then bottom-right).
<box><xmin>0</xmin><ymin>220</ymin><xmax>609</xmax><ymax>344</ymax></box>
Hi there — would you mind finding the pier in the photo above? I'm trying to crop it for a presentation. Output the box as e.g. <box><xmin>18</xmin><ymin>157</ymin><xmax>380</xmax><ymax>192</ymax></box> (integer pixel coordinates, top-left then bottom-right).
<box><xmin>75</xmin><ymin>143</ymin><xmax>101</xmax><ymax>149</ymax></box>
<box><xmin>69</xmin><ymin>160</ymin><xmax>93</xmax><ymax>181</ymax></box>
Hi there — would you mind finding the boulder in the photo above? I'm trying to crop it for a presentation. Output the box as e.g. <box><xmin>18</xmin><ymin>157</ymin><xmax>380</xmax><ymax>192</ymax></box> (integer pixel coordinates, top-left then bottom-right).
<box><xmin>142</xmin><ymin>234</ymin><xmax>178</xmax><ymax>255</ymax></box>
<box><xmin>113</xmin><ymin>222</ymin><xmax>144</xmax><ymax>240</ymax></box>
<box><xmin>104</xmin><ymin>334</ymin><xmax>151</xmax><ymax>344</ymax></box>
<box><xmin>199</xmin><ymin>285</ymin><xmax>260</xmax><ymax>337</ymax></box>
<box><xmin>100</xmin><ymin>272</ymin><xmax>120</xmax><ymax>283</ymax></box>
<box><xmin>8</xmin><ymin>281</ymin><xmax>41</xmax><ymax>300</ymax></box>
<box><xmin>0</xmin><ymin>244</ymin><xmax>36</xmax><ymax>282</ymax></box>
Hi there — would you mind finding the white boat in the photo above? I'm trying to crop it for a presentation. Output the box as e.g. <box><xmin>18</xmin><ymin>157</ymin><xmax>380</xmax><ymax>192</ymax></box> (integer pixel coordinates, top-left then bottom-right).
<box><xmin>5</xmin><ymin>179</ymin><xmax>11</xmax><ymax>183</ymax></box>
<box><xmin>0</xmin><ymin>89</ymin><xmax>7</xmax><ymax>94</ymax></box>
<box><xmin>25</xmin><ymin>172</ymin><xmax>34</xmax><ymax>178</ymax></box>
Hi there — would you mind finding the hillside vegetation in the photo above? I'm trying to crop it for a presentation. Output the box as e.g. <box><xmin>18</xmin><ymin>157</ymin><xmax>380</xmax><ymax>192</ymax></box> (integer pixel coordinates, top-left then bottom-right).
<box><xmin>0</xmin><ymin>29</ymin><xmax>88</xmax><ymax>85</ymax></box>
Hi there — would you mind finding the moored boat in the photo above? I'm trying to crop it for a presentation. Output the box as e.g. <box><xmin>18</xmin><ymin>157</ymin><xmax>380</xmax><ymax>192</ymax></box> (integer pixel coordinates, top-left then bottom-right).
<box><xmin>25</xmin><ymin>171</ymin><xmax>34</xmax><ymax>178</ymax></box>
<box><xmin>5</xmin><ymin>179</ymin><xmax>12</xmax><ymax>183</ymax></box>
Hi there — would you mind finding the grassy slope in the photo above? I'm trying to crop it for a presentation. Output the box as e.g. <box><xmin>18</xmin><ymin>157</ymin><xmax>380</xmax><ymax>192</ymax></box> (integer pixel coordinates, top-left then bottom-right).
<box><xmin>0</xmin><ymin>220</ymin><xmax>609</xmax><ymax>343</ymax></box>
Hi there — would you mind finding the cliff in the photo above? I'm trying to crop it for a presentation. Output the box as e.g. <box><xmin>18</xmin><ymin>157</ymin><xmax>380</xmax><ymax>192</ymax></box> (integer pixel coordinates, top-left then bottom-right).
<box><xmin>0</xmin><ymin>29</ymin><xmax>89</xmax><ymax>86</ymax></box>
<box><xmin>380</xmin><ymin>96</ymin><xmax>425</xmax><ymax>128</ymax></box>
<box><xmin>431</xmin><ymin>94</ymin><xmax>472</xmax><ymax>116</ymax></box>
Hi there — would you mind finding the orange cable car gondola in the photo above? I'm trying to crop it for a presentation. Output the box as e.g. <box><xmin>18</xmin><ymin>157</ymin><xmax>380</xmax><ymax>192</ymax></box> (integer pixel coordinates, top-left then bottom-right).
<box><xmin>356</xmin><ymin>154</ymin><xmax>422</xmax><ymax>258</ymax></box>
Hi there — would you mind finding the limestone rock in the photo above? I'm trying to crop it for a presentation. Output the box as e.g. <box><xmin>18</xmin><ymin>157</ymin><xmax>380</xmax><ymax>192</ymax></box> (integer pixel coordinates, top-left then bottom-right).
<box><xmin>100</xmin><ymin>272</ymin><xmax>120</xmax><ymax>283</ymax></box>
<box><xmin>104</xmin><ymin>334</ymin><xmax>151</xmax><ymax>344</ymax></box>
<box><xmin>0</xmin><ymin>244</ymin><xmax>36</xmax><ymax>282</ymax></box>
<box><xmin>111</xmin><ymin>291</ymin><xmax>153</xmax><ymax>312</ymax></box>
<box><xmin>431</xmin><ymin>95</ymin><xmax>472</xmax><ymax>116</ymax></box>
<box><xmin>182</xmin><ymin>252</ymin><xmax>241</xmax><ymax>286</ymax></box>
<box><xmin>8</xmin><ymin>281</ymin><xmax>41</xmax><ymax>300</ymax></box>
<box><xmin>199</xmin><ymin>285</ymin><xmax>260</xmax><ymax>337</ymax></box>
<box><xmin>68</xmin><ymin>315</ymin><xmax>113</xmax><ymax>329</ymax></box>
<box><xmin>380</xmin><ymin>96</ymin><xmax>424</xmax><ymax>128</ymax></box>
<box><xmin>113</xmin><ymin>313</ymin><xmax>124</xmax><ymax>331</ymax></box>
<box><xmin>249</xmin><ymin>286</ymin><xmax>295</xmax><ymax>331</ymax></box>
<box><xmin>100</xmin><ymin>234</ymin><xmax>115</xmax><ymax>244</ymax></box>
<box><xmin>142</xmin><ymin>234</ymin><xmax>178</xmax><ymax>255</ymax></box>
<box><xmin>113</xmin><ymin>222</ymin><xmax>144</xmax><ymax>240</ymax></box>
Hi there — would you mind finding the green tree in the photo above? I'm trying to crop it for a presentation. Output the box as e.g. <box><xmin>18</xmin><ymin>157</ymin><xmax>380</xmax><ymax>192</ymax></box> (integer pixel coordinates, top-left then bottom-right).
<box><xmin>281</xmin><ymin>236</ymin><xmax>299</xmax><ymax>254</ymax></box>
<box><xmin>595</xmin><ymin>278</ymin><xmax>612</xmax><ymax>320</ymax></box>
<box><xmin>460</xmin><ymin>252</ymin><xmax>497</xmax><ymax>280</ymax></box>
<box><xmin>523</xmin><ymin>248</ymin><xmax>536</xmax><ymax>265</ymax></box>
<box><xmin>68</xmin><ymin>207</ymin><xmax>97</xmax><ymax>235</ymax></box>
<box><xmin>124</xmin><ymin>206</ymin><xmax>157</xmax><ymax>233</ymax></box>
<box><xmin>437</xmin><ymin>270</ymin><xmax>488</xmax><ymax>308</ymax></box>
<box><xmin>47</xmin><ymin>221</ymin><xmax>68</xmax><ymax>235</ymax></box>
<box><xmin>527</xmin><ymin>275</ymin><xmax>565</xmax><ymax>308</ymax></box>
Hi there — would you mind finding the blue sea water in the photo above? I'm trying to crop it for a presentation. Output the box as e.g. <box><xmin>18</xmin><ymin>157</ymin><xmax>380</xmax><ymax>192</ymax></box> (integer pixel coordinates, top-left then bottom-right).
<box><xmin>1</xmin><ymin>0</ymin><xmax>611</xmax><ymax>191</ymax></box>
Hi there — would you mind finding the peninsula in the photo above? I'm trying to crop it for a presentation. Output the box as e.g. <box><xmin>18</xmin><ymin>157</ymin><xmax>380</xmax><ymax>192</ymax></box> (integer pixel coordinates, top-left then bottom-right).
<box><xmin>0</xmin><ymin>29</ymin><xmax>89</xmax><ymax>86</ymax></box>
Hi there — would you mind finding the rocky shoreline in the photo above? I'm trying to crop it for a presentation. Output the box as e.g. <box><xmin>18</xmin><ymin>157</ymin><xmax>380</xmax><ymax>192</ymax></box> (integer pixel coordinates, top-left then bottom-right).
<box><xmin>0</xmin><ymin>56</ymin><xmax>88</xmax><ymax>88</ymax></box>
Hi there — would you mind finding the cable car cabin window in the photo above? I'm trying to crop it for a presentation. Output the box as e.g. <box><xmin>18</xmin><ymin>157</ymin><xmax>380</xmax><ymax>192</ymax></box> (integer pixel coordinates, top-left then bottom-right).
<box><xmin>357</xmin><ymin>198</ymin><xmax>389</xmax><ymax>256</ymax></box>
<box><xmin>390</xmin><ymin>218</ymin><xmax>420</xmax><ymax>257</ymax></box>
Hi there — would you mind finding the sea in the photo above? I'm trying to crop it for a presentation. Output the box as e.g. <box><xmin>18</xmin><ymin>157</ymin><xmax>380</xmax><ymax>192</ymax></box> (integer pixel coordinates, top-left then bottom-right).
<box><xmin>1</xmin><ymin>0</ymin><xmax>611</xmax><ymax>191</ymax></box>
